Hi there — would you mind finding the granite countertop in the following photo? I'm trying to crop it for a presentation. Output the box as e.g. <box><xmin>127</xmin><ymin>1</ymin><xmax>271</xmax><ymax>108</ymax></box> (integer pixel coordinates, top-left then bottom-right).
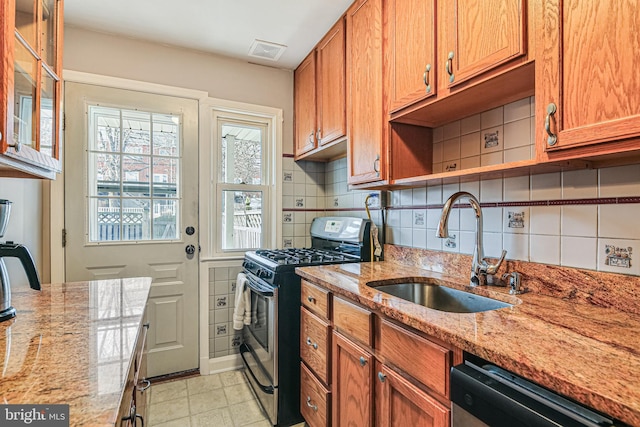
<box><xmin>0</xmin><ymin>277</ymin><xmax>152</xmax><ymax>426</ymax></box>
<box><xmin>296</xmin><ymin>261</ymin><xmax>640</xmax><ymax>426</ymax></box>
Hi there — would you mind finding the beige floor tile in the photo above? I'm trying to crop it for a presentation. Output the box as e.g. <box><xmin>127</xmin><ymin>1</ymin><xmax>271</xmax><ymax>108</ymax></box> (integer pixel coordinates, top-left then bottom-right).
<box><xmin>148</xmin><ymin>396</ymin><xmax>190</xmax><ymax>425</ymax></box>
<box><xmin>191</xmin><ymin>407</ymin><xmax>234</xmax><ymax>427</ymax></box>
<box><xmin>189</xmin><ymin>388</ymin><xmax>228</xmax><ymax>415</ymax></box>
<box><xmin>242</xmin><ymin>420</ymin><xmax>273</xmax><ymax>427</ymax></box>
<box><xmin>150</xmin><ymin>379</ymin><xmax>188</xmax><ymax>404</ymax></box>
<box><xmin>223</xmin><ymin>382</ymin><xmax>255</xmax><ymax>405</ymax></box>
<box><xmin>187</xmin><ymin>374</ymin><xmax>223</xmax><ymax>395</ymax></box>
<box><xmin>219</xmin><ymin>370</ymin><xmax>247</xmax><ymax>387</ymax></box>
<box><xmin>149</xmin><ymin>416</ymin><xmax>192</xmax><ymax>427</ymax></box>
<box><xmin>228</xmin><ymin>399</ymin><xmax>266</xmax><ymax>426</ymax></box>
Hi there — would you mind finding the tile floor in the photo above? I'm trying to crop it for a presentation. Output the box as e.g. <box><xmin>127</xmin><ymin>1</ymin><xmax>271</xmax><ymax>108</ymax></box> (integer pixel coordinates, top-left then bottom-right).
<box><xmin>147</xmin><ymin>369</ymin><xmax>306</xmax><ymax>427</ymax></box>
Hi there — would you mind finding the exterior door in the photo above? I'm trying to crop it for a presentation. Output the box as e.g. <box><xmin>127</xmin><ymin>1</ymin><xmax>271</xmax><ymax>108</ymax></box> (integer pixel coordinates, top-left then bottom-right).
<box><xmin>64</xmin><ymin>82</ymin><xmax>199</xmax><ymax>377</ymax></box>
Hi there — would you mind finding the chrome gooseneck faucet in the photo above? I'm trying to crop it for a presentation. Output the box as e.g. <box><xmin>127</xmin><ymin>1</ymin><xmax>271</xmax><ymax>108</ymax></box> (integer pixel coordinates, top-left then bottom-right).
<box><xmin>437</xmin><ymin>191</ymin><xmax>506</xmax><ymax>286</ymax></box>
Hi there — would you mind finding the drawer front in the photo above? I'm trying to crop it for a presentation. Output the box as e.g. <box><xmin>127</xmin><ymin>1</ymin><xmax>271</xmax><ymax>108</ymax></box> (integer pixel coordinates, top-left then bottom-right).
<box><xmin>302</xmin><ymin>280</ymin><xmax>330</xmax><ymax>319</ymax></box>
<box><xmin>333</xmin><ymin>297</ymin><xmax>372</xmax><ymax>347</ymax></box>
<box><xmin>301</xmin><ymin>362</ymin><xmax>330</xmax><ymax>427</ymax></box>
<box><xmin>379</xmin><ymin>320</ymin><xmax>451</xmax><ymax>397</ymax></box>
<box><xmin>301</xmin><ymin>307</ymin><xmax>331</xmax><ymax>384</ymax></box>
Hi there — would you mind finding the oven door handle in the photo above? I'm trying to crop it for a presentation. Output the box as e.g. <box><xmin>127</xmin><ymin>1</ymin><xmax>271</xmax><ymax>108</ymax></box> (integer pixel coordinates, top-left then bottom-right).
<box><xmin>240</xmin><ymin>343</ymin><xmax>274</xmax><ymax>395</ymax></box>
<box><xmin>244</xmin><ymin>276</ymin><xmax>275</xmax><ymax>298</ymax></box>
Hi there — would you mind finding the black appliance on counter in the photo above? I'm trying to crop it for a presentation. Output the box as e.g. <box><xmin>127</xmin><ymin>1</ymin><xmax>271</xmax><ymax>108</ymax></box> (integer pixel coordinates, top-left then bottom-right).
<box><xmin>0</xmin><ymin>199</ymin><xmax>41</xmax><ymax>322</ymax></box>
<box><xmin>240</xmin><ymin>216</ymin><xmax>372</xmax><ymax>426</ymax></box>
<box><xmin>451</xmin><ymin>354</ymin><xmax>615</xmax><ymax>427</ymax></box>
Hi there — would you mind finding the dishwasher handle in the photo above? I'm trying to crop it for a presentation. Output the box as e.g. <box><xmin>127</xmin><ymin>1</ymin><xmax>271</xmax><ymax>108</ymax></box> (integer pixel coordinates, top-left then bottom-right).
<box><xmin>450</xmin><ymin>363</ymin><xmax>613</xmax><ymax>427</ymax></box>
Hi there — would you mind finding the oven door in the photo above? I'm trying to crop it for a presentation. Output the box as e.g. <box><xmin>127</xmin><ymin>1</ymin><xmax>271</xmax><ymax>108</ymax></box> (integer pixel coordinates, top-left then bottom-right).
<box><xmin>240</xmin><ymin>271</ymin><xmax>278</xmax><ymax>425</ymax></box>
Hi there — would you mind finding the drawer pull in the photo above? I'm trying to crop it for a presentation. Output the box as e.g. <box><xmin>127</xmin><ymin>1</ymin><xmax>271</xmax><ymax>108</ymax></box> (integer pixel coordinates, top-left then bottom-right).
<box><xmin>545</xmin><ymin>103</ymin><xmax>558</xmax><ymax>146</ymax></box>
<box><xmin>306</xmin><ymin>396</ymin><xmax>318</xmax><ymax>412</ymax></box>
<box><xmin>359</xmin><ymin>356</ymin><xmax>367</xmax><ymax>367</ymax></box>
<box><xmin>306</xmin><ymin>337</ymin><xmax>318</xmax><ymax>350</ymax></box>
<box><xmin>378</xmin><ymin>372</ymin><xmax>387</xmax><ymax>383</ymax></box>
<box><xmin>137</xmin><ymin>378</ymin><xmax>151</xmax><ymax>392</ymax></box>
<box><xmin>373</xmin><ymin>154</ymin><xmax>380</xmax><ymax>177</ymax></box>
<box><xmin>307</xmin><ymin>295</ymin><xmax>316</xmax><ymax>303</ymax></box>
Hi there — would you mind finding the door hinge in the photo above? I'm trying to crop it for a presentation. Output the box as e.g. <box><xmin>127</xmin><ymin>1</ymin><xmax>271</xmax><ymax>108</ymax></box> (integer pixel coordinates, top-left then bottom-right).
<box><xmin>62</xmin><ymin>229</ymin><xmax>67</xmax><ymax>247</ymax></box>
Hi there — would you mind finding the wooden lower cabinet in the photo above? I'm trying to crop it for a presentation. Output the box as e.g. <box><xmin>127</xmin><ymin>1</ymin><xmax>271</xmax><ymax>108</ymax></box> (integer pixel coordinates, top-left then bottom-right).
<box><xmin>376</xmin><ymin>362</ymin><xmax>450</xmax><ymax>427</ymax></box>
<box><xmin>301</xmin><ymin>362</ymin><xmax>331</xmax><ymax>427</ymax></box>
<box><xmin>332</xmin><ymin>331</ymin><xmax>374</xmax><ymax>426</ymax></box>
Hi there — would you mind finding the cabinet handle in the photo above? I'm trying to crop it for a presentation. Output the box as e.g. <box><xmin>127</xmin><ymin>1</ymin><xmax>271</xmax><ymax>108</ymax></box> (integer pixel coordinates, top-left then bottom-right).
<box><xmin>378</xmin><ymin>372</ymin><xmax>386</xmax><ymax>383</ymax></box>
<box><xmin>308</xmin><ymin>132</ymin><xmax>315</xmax><ymax>144</ymax></box>
<box><xmin>446</xmin><ymin>51</ymin><xmax>455</xmax><ymax>83</ymax></box>
<box><xmin>137</xmin><ymin>378</ymin><xmax>151</xmax><ymax>392</ymax></box>
<box><xmin>317</xmin><ymin>129</ymin><xmax>321</xmax><ymax>141</ymax></box>
<box><xmin>135</xmin><ymin>413</ymin><xmax>145</xmax><ymax>427</ymax></box>
<box><xmin>306</xmin><ymin>337</ymin><xmax>318</xmax><ymax>350</ymax></box>
<box><xmin>373</xmin><ymin>154</ymin><xmax>380</xmax><ymax>177</ymax></box>
<box><xmin>423</xmin><ymin>64</ymin><xmax>432</xmax><ymax>93</ymax></box>
<box><xmin>307</xmin><ymin>295</ymin><xmax>316</xmax><ymax>303</ymax></box>
<box><xmin>306</xmin><ymin>396</ymin><xmax>318</xmax><ymax>412</ymax></box>
<box><xmin>359</xmin><ymin>356</ymin><xmax>367</xmax><ymax>366</ymax></box>
<box><xmin>545</xmin><ymin>103</ymin><xmax>558</xmax><ymax>146</ymax></box>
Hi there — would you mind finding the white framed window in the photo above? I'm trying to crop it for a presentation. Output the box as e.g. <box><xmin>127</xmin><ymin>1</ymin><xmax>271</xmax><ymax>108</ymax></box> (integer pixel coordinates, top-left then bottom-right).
<box><xmin>202</xmin><ymin>99</ymin><xmax>282</xmax><ymax>258</ymax></box>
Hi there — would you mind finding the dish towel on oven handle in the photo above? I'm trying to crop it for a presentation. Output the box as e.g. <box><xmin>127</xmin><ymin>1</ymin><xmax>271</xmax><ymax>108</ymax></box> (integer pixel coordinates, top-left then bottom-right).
<box><xmin>232</xmin><ymin>272</ymin><xmax>252</xmax><ymax>330</ymax></box>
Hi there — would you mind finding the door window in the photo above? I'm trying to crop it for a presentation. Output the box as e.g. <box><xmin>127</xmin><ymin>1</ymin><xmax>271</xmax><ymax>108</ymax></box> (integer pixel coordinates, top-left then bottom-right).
<box><xmin>87</xmin><ymin>105</ymin><xmax>181</xmax><ymax>242</ymax></box>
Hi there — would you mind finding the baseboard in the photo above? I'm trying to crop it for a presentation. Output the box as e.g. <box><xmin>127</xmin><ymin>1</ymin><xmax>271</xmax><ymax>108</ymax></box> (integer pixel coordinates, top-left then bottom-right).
<box><xmin>206</xmin><ymin>354</ymin><xmax>243</xmax><ymax>375</ymax></box>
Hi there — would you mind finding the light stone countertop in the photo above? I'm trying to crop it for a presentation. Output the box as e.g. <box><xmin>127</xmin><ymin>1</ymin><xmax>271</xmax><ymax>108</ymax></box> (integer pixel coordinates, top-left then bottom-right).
<box><xmin>296</xmin><ymin>261</ymin><xmax>640</xmax><ymax>426</ymax></box>
<box><xmin>0</xmin><ymin>277</ymin><xmax>152</xmax><ymax>426</ymax></box>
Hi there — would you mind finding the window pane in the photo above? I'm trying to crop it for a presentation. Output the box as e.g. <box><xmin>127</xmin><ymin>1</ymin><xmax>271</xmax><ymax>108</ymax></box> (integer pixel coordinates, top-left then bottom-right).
<box><xmin>153</xmin><ymin>200</ymin><xmax>178</xmax><ymax>239</ymax></box>
<box><xmin>220</xmin><ymin>124</ymin><xmax>263</xmax><ymax>184</ymax></box>
<box><xmin>152</xmin><ymin>158</ymin><xmax>178</xmax><ymax>198</ymax></box>
<box><xmin>122</xmin><ymin>199</ymin><xmax>150</xmax><ymax>241</ymax></box>
<box><xmin>122</xmin><ymin>155</ymin><xmax>150</xmax><ymax>197</ymax></box>
<box><xmin>153</xmin><ymin>113</ymin><xmax>179</xmax><ymax>156</ymax></box>
<box><xmin>122</xmin><ymin>110</ymin><xmax>151</xmax><ymax>154</ymax></box>
<box><xmin>221</xmin><ymin>190</ymin><xmax>262</xmax><ymax>250</ymax></box>
<box><xmin>41</xmin><ymin>0</ymin><xmax>58</xmax><ymax>68</ymax></box>
<box><xmin>15</xmin><ymin>0</ymin><xmax>36</xmax><ymax>47</ymax></box>
<box><xmin>40</xmin><ymin>67</ymin><xmax>56</xmax><ymax>157</ymax></box>
<box><xmin>92</xmin><ymin>198</ymin><xmax>121</xmax><ymax>241</ymax></box>
<box><xmin>93</xmin><ymin>107</ymin><xmax>121</xmax><ymax>152</ymax></box>
<box><xmin>13</xmin><ymin>38</ymin><xmax>37</xmax><ymax>148</ymax></box>
<box><xmin>93</xmin><ymin>153</ymin><xmax>121</xmax><ymax>196</ymax></box>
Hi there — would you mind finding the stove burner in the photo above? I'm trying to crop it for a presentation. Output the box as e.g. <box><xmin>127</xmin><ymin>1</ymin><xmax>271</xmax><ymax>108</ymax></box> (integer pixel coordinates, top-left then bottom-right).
<box><xmin>254</xmin><ymin>248</ymin><xmax>351</xmax><ymax>266</ymax></box>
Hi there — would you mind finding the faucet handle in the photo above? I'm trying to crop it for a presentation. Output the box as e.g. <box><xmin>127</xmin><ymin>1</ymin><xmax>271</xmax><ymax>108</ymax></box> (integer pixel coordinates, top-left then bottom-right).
<box><xmin>484</xmin><ymin>250</ymin><xmax>506</xmax><ymax>275</ymax></box>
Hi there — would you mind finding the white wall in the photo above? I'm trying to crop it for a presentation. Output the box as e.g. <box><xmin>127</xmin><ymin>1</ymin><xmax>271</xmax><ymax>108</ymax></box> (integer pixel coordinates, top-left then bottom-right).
<box><xmin>63</xmin><ymin>26</ymin><xmax>294</xmax><ymax>153</ymax></box>
<box><xmin>0</xmin><ymin>178</ymin><xmax>43</xmax><ymax>289</ymax></box>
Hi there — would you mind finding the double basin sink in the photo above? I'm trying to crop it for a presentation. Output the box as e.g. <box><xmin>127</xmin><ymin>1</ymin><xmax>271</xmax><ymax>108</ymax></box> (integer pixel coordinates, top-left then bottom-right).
<box><xmin>371</xmin><ymin>280</ymin><xmax>512</xmax><ymax>313</ymax></box>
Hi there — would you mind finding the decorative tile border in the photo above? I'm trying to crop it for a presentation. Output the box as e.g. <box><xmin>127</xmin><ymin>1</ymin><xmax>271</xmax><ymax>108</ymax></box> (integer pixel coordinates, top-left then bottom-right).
<box><xmin>385</xmin><ymin>197</ymin><xmax>640</xmax><ymax>210</ymax></box>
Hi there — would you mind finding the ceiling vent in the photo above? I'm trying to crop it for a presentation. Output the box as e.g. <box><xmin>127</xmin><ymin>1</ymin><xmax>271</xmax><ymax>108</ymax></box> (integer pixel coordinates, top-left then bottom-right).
<box><xmin>248</xmin><ymin>39</ymin><xmax>287</xmax><ymax>61</ymax></box>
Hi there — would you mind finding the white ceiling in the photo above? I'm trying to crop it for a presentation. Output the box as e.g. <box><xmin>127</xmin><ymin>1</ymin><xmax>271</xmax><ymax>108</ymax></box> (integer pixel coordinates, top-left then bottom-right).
<box><xmin>63</xmin><ymin>0</ymin><xmax>354</xmax><ymax>70</ymax></box>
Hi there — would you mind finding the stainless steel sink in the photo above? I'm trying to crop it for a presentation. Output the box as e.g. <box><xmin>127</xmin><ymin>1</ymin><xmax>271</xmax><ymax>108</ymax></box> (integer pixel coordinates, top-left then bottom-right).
<box><xmin>373</xmin><ymin>282</ymin><xmax>511</xmax><ymax>313</ymax></box>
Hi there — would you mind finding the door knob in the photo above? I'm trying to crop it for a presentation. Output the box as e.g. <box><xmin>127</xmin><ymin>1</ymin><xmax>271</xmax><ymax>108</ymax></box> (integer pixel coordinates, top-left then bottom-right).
<box><xmin>185</xmin><ymin>245</ymin><xmax>196</xmax><ymax>255</ymax></box>
<box><xmin>185</xmin><ymin>226</ymin><xmax>195</xmax><ymax>235</ymax></box>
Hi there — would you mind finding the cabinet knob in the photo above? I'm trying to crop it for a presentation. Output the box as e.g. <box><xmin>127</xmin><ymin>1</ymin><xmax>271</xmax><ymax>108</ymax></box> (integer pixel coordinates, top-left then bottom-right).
<box><xmin>359</xmin><ymin>356</ymin><xmax>367</xmax><ymax>366</ymax></box>
<box><xmin>307</xmin><ymin>295</ymin><xmax>316</xmax><ymax>303</ymax></box>
<box><xmin>306</xmin><ymin>337</ymin><xmax>318</xmax><ymax>350</ymax></box>
<box><xmin>545</xmin><ymin>103</ymin><xmax>558</xmax><ymax>146</ymax></box>
<box><xmin>7</xmin><ymin>142</ymin><xmax>21</xmax><ymax>152</ymax></box>
<box><xmin>423</xmin><ymin>64</ymin><xmax>432</xmax><ymax>93</ymax></box>
<box><xmin>446</xmin><ymin>51</ymin><xmax>455</xmax><ymax>83</ymax></box>
<box><xmin>306</xmin><ymin>396</ymin><xmax>318</xmax><ymax>412</ymax></box>
<box><xmin>378</xmin><ymin>372</ymin><xmax>387</xmax><ymax>383</ymax></box>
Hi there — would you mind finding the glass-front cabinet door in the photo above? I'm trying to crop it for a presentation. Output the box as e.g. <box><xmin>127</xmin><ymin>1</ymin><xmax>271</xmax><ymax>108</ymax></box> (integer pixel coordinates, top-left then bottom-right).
<box><xmin>0</xmin><ymin>0</ymin><xmax>63</xmax><ymax>179</ymax></box>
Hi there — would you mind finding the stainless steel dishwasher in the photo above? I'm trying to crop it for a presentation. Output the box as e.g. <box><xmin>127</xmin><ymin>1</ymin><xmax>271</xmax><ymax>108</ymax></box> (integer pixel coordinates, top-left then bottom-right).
<box><xmin>451</xmin><ymin>357</ymin><xmax>617</xmax><ymax>427</ymax></box>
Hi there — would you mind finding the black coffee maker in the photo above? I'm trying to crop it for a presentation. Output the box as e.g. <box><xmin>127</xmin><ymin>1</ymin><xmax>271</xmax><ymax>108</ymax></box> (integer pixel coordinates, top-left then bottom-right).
<box><xmin>0</xmin><ymin>199</ymin><xmax>41</xmax><ymax>322</ymax></box>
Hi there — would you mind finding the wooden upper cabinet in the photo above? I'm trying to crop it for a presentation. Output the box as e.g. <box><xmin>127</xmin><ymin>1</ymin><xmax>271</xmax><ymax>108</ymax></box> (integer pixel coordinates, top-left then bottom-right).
<box><xmin>1</xmin><ymin>0</ymin><xmax>63</xmax><ymax>179</ymax></box>
<box><xmin>537</xmin><ymin>0</ymin><xmax>640</xmax><ymax>157</ymax></box>
<box><xmin>294</xmin><ymin>52</ymin><xmax>317</xmax><ymax>157</ymax></box>
<box><xmin>317</xmin><ymin>18</ymin><xmax>346</xmax><ymax>146</ymax></box>
<box><xmin>441</xmin><ymin>0</ymin><xmax>527</xmax><ymax>88</ymax></box>
<box><xmin>346</xmin><ymin>0</ymin><xmax>386</xmax><ymax>185</ymax></box>
<box><xmin>385</xmin><ymin>0</ymin><xmax>437</xmax><ymax>113</ymax></box>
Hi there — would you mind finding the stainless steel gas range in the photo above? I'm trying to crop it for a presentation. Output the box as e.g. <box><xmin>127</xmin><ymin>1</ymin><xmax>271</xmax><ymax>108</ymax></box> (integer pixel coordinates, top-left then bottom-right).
<box><xmin>240</xmin><ymin>216</ymin><xmax>372</xmax><ymax>426</ymax></box>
